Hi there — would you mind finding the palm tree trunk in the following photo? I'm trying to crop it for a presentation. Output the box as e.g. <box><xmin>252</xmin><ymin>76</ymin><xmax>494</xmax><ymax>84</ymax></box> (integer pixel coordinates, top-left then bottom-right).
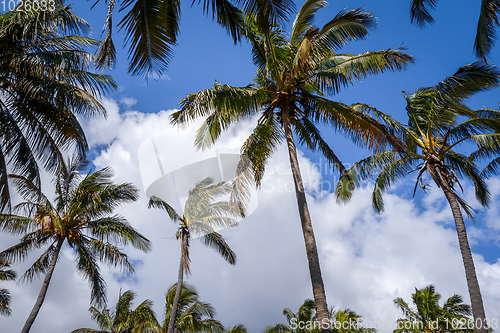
<box><xmin>282</xmin><ymin>108</ymin><xmax>332</xmax><ymax>333</ymax></box>
<box><xmin>428</xmin><ymin>165</ymin><xmax>487</xmax><ymax>333</ymax></box>
<box><xmin>167</xmin><ymin>231</ymin><xmax>187</xmax><ymax>333</ymax></box>
<box><xmin>21</xmin><ymin>238</ymin><xmax>63</xmax><ymax>333</ymax></box>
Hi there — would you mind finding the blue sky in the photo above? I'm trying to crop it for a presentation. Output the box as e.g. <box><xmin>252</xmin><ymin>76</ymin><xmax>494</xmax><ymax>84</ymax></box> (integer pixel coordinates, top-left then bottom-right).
<box><xmin>2</xmin><ymin>0</ymin><xmax>500</xmax><ymax>332</ymax></box>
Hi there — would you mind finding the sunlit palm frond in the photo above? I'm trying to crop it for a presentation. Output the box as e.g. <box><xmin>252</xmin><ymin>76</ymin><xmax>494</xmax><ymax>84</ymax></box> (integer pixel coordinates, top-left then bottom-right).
<box><xmin>314</xmin><ymin>8</ymin><xmax>375</xmax><ymax>51</ymax></box>
<box><xmin>290</xmin><ymin>0</ymin><xmax>327</xmax><ymax>46</ymax></box>
<box><xmin>314</xmin><ymin>48</ymin><xmax>415</xmax><ymax>94</ymax></box>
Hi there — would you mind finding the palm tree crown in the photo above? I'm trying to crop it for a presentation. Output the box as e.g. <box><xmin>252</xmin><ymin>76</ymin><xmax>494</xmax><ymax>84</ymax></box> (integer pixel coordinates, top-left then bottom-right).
<box><xmin>394</xmin><ymin>285</ymin><xmax>474</xmax><ymax>333</ymax></box>
<box><xmin>171</xmin><ymin>0</ymin><xmax>414</xmax><ymax>329</ymax></box>
<box><xmin>0</xmin><ymin>3</ymin><xmax>117</xmax><ymax>212</ymax></box>
<box><xmin>146</xmin><ymin>283</ymin><xmax>225</xmax><ymax>333</ymax></box>
<box><xmin>336</xmin><ymin>62</ymin><xmax>500</xmax><ymax>333</ymax></box>
<box><xmin>147</xmin><ymin>177</ymin><xmax>240</xmax><ymax>333</ymax></box>
<box><xmin>72</xmin><ymin>289</ymin><xmax>157</xmax><ymax>333</ymax></box>
<box><xmin>0</xmin><ymin>156</ymin><xmax>151</xmax><ymax>333</ymax></box>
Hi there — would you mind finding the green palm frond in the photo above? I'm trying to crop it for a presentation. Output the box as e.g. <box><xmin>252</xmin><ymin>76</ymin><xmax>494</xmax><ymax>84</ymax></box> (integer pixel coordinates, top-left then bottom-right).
<box><xmin>200</xmin><ymin>231</ymin><xmax>237</xmax><ymax>264</ymax></box>
<box><xmin>197</xmin><ymin>0</ymin><xmax>243</xmax><ymax>43</ymax></box>
<box><xmin>315</xmin><ymin>8</ymin><xmax>375</xmax><ymax>51</ymax></box>
<box><xmin>290</xmin><ymin>0</ymin><xmax>327</xmax><ymax>46</ymax></box>
<box><xmin>147</xmin><ymin>196</ymin><xmax>181</xmax><ymax>221</ymax></box>
<box><xmin>0</xmin><ymin>230</ymin><xmax>55</xmax><ymax>264</ymax></box>
<box><xmin>74</xmin><ymin>239</ymin><xmax>108</xmax><ymax>307</ymax></box>
<box><xmin>436</xmin><ymin>62</ymin><xmax>500</xmax><ymax>100</ymax></box>
<box><xmin>241</xmin><ymin>113</ymin><xmax>284</xmax><ymax>186</ymax></box>
<box><xmin>294</xmin><ymin>116</ymin><xmax>345</xmax><ymax>174</ymax></box>
<box><xmin>474</xmin><ymin>0</ymin><xmax>500</xmax><ymax>60</ymax></box>
<box><xmin>0</xmin><ymin>289</ymin><xmax>12</xmax><ymax>316</ymax></box>
<box><xmin>410</xmin><ymin>0</ymin><xmax>437</xmax><ymax>26</ymax></box>
<box><xmin>315</xmin><ymin>48</ymin><xmax>415</xmax><ymax>94</ymax></box>
<box><xmin>118</xmin><ymin>0</ymin><xmax>174</xmax><ymax>77</ymax></box>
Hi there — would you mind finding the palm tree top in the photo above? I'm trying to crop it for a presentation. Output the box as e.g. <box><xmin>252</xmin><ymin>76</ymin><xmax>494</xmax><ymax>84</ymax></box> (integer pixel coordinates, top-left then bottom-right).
<box><xmin>0</xmin><ymin>156</ymin><xmax>151</xmax><ymax>307</ymax></box>
<box><xmin>336</xmin><ymin>62</ymin><xmax>500</xmax><ymax>214</ymax></box>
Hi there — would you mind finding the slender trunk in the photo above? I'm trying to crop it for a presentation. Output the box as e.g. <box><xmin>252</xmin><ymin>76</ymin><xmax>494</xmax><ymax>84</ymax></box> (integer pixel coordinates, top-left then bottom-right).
<box><xmin>21</xmin><ymin>238</ymin><xmax>63</xmax><ymax>333</ymax></box>
<box><xmin>167</xmin><ymin>231</ymin><xmax>187</xmax><ymax>333</ymax></box>
<box><xmin>427</xmin><ymin>166</ymin><xmax>487</xmax><ymax>333</ymax></box>
<box><xmin>282</xmin><ymin>108</ymin><xmax>332</xmax><ymax>333</ymax></box>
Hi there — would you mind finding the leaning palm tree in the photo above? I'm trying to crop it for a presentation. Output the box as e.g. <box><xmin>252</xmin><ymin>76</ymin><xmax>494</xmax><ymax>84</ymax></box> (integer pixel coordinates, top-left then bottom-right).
<box><xmin>394</xmin><ymin>285</ymin><xmax>475</xmax><ymax>333</ymax></box>
<box><xmin>145</xmin><ymin>283</ymin><xmax>225</xmax><ymax>333</ymax></box>
<box><xmin>409</xmin><ymin>0</ymin><xmax>499</xmax><ymax>60</ymax></box>
<box><xmin>170</xmin><ymin>0</ymin><xmax>414</xmax><ymax>329</ymax></box>
<box><xmin>0</xmin><ymin>4</ymin><xmax>117</xmax><ymax>212</ymax></box>
<box><xmin>336</xmin><ymin>62</ymin><xmax>500</xmax><ymax>333</ymax></box>
<box><xmin>147</xmin><ymin>177</ymin><xmax>239</xmax><ymax>333</ymax></box>
<box><xmin>71</xmin><ymin>289</ymin><xmax>157</xmax><ymax>333</ymax></box>
<box><xmin>0</xmin><ymin>156</ymin><xmax>151</xmax><ymax>333</ymax></box>
<box><xmin>0</xmin><ymin>260</ymin><xmax>16</xmax><ymax>316</ymax></box>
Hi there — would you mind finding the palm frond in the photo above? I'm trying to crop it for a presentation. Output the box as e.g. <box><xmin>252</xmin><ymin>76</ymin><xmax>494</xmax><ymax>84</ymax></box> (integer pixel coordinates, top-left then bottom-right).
<box><xmin>199</xmin><ymin>231</ymin><xmax>236</xmax><ymax>264</ymax></box>
<box><xmin>410</xmin><ymin>0</ymin><xmax>438</xmax><ymax>26</ymax></box>
<box><xmin>118</xmin><ymin>0</ymin><xmax>175</xmax><ymax>77</ymax></box>
<box><xmin>474</xmin><ymin>0</ymin><xmax>500</xmax><ymax>60</ymax></box>
<box><xmin>314</xmin><ymin>8</ymin><xmax>375</xmax><ymax>52</ymax></box>
<box><xmin>147</xmin><ymin>196</ymin><xmax>181</xmax><ymax>221</ymax></box>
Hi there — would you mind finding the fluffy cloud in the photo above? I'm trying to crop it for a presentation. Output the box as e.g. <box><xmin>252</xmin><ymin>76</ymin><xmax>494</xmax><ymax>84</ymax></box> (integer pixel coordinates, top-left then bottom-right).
<box><xmin>2</xmin><ymin>99</ymin><xmax>500</xmax><ymax>332</ymax></box>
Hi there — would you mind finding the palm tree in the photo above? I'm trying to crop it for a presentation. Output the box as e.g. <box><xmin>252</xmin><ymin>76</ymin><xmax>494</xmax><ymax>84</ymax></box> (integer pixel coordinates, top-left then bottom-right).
<box><xmin>144</xmin><ymin>283</ymin><xmax>225</xmax><ymax>333</ymax></box>
<box><xmin>265</xmin><ymin>299</ymin><xmax>376</xmax><ymax>333</ymax></box>
<box><xmin>71</xmin><ymin>289</ymin><xmax>157</xmax><ymax>333</ymax></box>
<box><xmin>0</xmin><ymin>156</ymin><xmax>151</xmax><ymax>333</ymax></box>
<box><xmin>147</xmin><ymin>177</ymin><xmax>239</xmax><ymax>333</ymax></box>
<box><xmin>393</xmin><ymin>285</ymin><xmax>475</xmax><ymax>333</ymax></box>
<box><xmin>0</xmin><ymin>3</ymin><xmax>117</xmax><ymax>212</ymax></box>
<box><xmin>409</xmin><ymin>0</ymin><xmax>500</xmax><ymax>60</ymax></box>
<box><xmin>0</xmin><ymin>260</ymin><xmax>16</xmax><ymax>316</ymax></box>
<box><xmin>336</xmin><ymin>62</ymin><xmax>500</xmax><ymax>333</ymax></box>
<box><xmin>170</xmin><ymin>0</ymin><xmax>414</xmax><ymax>329</ymax></box>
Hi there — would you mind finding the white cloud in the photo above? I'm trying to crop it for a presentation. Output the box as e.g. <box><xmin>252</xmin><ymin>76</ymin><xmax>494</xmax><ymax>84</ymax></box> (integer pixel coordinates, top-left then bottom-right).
<box><xmin>120</xmin><ymin>97</ymin><xmax>138</xmax><ymax>109</ymax></box>
<box><xmin>2</xmin><ymin>99</ymin><xmax>500</xmax><ymax>332</ymax></box>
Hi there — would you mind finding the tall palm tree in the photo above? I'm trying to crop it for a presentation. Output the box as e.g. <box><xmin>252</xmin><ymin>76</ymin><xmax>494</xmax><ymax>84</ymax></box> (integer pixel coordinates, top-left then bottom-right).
<box><xmin>393</xmin><ymin>285</ymin><xmax>475</xmax><ymax>333</ymax></box>
<box><xmin>0</xmin><ymin>3</ymin><xmax>117</xmax><ymax>212</ymax></box>
<box><xmin>336</xmin><ymin>62</ymin><xmax>500</xmax><ymax>333</ymax></box>
<box><xmin>0</xmin><ymin>156</ymin><xmax>152</xmax><ymax>333</ymax></box>
<box><xmin>147</xmin><ymin>177</ymin><xmax>239</xmax><ymax>333</ymax></box>
<box><xmin>170</xmin><ymin>0</ymin><xmax>414</xmax><ymax>329</ymax></box>
<box><xmin>265</xmin><ymin>299</ymin><xmax>376</xmax><ymax>333</ymax></box>
<box><xmin>145</xmin><ymin>283</ymin><xmax>225</xmax><ymax>333</ymax></box>
<box><xmin>71</xmin><ymin>289</ymin><xmax>157</xmax><ymax>333</ymax></box>
<box><xmin>0</xmin><ymin>260</ymin><xmax>16</xmax><ymax>316</ymax></box>
<box><xmin>409</xmin><ymin>0</ymin><xmax>500</xmax><ymax>60</ymax></box>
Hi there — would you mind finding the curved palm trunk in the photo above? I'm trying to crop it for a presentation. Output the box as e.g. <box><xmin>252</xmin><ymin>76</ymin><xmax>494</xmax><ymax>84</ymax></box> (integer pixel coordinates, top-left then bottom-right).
<box><xmin>21</xmin><ymin>238</ymin><xmax>63</xmax><ymax>333</ymax></box>
<box><xmin>427</xmin><ymin>166</ymin><xmax>487</xmax><ymax>333</ymax></box>
<box><xmin>282</xmin><ymin>108</ymin><xmax>332</xmax><ymax>333</ymax></box>
<box><xmin>167</xmin><ymin>231</ymin><xmax>187</xmax><ymax>333</ymax></box>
